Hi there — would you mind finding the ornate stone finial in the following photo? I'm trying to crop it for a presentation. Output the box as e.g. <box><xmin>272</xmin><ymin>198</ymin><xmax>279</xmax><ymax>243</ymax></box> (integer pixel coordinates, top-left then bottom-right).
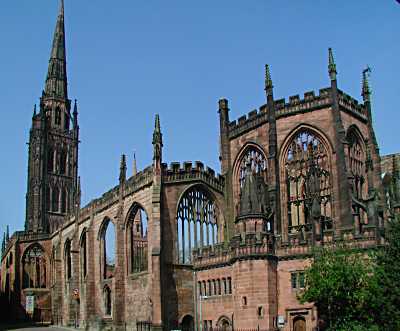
<box><xmin>264</xmin><ymin>64</ymin><xmax>273</xmax><ymax>92</ymax></box>
<box><xmin>6</xmin><ymin>225</ymin><xmax>9</xmax><ymax>242</ymax></box>
<box><xmin>152</xmin><ymin>114</ymin><xmax>163</xmax><ymax>162</ymax></box>
<box><xmin>218</xmin><ymin>98</ymin><xmax>229</xmax><ymax>111</ymax></box>
<box><xmin>328</xmin><ymin>48</ymin><xmax>337</xmax><ymax>80</ymax></box>
<box><xmin>119</xmin><ymin>154</ymin><xmax>127</xmax><ymax>183</ymax></box>
<box><xmin>73</xmin><ymin>99</ymin><xmax>78</xmax><ymax>115</ymax></box>
<box><xmin>132</xmin><ymin>152</ymin><xmax>137</xmax><ymax>176</ymax></box>
<box><xmin>362</xmin><ymin>66</ymin><xmax>371</xmax><ymax>102</ymax></box>
<box><xmin>33</xmin><ymin>104</ymin><xmax>37</xmax><ymax>116</ymax></box>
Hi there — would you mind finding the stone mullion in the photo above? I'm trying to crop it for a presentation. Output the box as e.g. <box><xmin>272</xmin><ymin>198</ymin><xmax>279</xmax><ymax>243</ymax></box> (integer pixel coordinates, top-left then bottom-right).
<box><xmin>84</xmin><ymin>208</ymin><xmax>96</xmax><ymax>325</ymax></box>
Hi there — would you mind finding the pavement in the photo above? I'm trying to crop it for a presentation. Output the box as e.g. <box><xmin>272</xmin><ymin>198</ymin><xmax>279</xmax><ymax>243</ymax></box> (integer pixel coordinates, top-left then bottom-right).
<box><xmin>0</xmin><ymin>326</ymin><xmax>76</xmax><ymax>331</ymax></box>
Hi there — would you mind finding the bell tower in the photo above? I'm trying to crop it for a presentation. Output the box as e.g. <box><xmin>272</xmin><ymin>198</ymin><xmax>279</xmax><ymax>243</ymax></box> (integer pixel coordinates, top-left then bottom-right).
<box><xmin>25</xmin><ymin>0</ymin><xmax>79</xmax><ymax>234</ymax></box>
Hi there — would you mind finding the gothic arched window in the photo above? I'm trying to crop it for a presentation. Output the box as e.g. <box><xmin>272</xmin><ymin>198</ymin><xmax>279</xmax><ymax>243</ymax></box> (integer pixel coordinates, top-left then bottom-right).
<box><xmin>61</xmin><ymin>188</ymin><xmax>68</xmax><ymax>214</ymax></box>
<box><xmin>103</xmin><ymin>285</ymin><xmax>112</xmax><ymax>316</ymax></box>
<box><xmin>80</xmin><ymin>231</ymin><xmax>87</xmax><ymax>279</ymax></box>
<box><xmin>22</xmin><ymin>244</ymin><xmax>47</xmax><ymax>289</ymax></box>
<box><xmin>126</xmin><ymin>205</ymin><xmax>148</xmax><ymax>273</ymax></box>
<box><xmin>55</xmin><ymin>107</ymin><xmax>61</xmax><ymax>126</ymax></box>
<box><xmin>285</xmin><ymin>130</ymin><xmax>332</xmax><ymax>233</ymax></box>
<box><xmin>52</xmin><ymin>186</ymin><xmax>59</xmax><ymax>212</ymax></box>
<box><xmin>60</xmin><ymin>148</ymin><xmax>67</xmax><ymax>175</ymax></box>
<box><xmin>177</xmin><ymin>186</ymin><xmax>218</xmax><ymax>264</ymax></box>
<box><xmin>346</xmin><ymin>129</ymin><xmax>368</xmax><ymax>226</ymax></box>
<box><xmin>238</xmin><ymin>148</ymin><xmax>266</xmax><ymax>188</ymax></box>
<box><xmin>47</xmin><ymin>148</ymin><xmax>54</xmax><ymax>173</ymax></box>
<box><xmin>347</xmin><ymin>131</ymin><xmax>366</xmax><ymax>200</ymax></box>
<box><xmin>65</xmin><ymin>239</ymin><xmax>72</xmax><ymax>281</ymax></box>
<box><xmin>100</xmin><ymin>218</ymin><xmax>115</xmax><ymax>279</ymax></box>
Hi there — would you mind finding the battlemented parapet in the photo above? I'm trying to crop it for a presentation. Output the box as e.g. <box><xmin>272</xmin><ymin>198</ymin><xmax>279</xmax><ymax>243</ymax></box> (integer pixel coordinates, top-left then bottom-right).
<box><xmin>193</xmin><ymin>232</ymin><xmax>274</xmax><ymax>269</ymax></box>
<box><xmin>228</xmin><ymin>87</ymin><xmax>368</xmax><ymax>139</ymax></box>
<box><xmin>162</xmin><ymin>161</ymin><xmax>225</xmax><ymax>193</ymax></box>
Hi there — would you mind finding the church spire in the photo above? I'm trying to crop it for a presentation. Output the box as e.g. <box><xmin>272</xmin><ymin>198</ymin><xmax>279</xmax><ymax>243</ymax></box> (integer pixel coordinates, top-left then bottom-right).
<box><xmin>44</xmin><ymin>0</ymin><xmax>68</xmax><ymax>99</ymax></box>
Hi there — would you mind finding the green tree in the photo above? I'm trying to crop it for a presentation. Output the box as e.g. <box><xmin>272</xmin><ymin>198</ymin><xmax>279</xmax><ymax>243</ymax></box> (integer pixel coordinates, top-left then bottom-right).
<box><xmin>298</xmin><ymin>245</ymin><xmax>378</xmax><ymax>331</ymax></box>
<box><xmin>370</xmin><ymin>214</ymin><xmax>400</xmax><ymax>331</ymax></box>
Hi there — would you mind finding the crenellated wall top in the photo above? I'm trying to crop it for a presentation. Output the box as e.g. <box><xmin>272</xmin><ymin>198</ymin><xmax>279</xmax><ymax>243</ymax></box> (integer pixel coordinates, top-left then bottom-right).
<box><xmin>162</xmin><ymin>162</ymin><xmax>225</xmax><ymax>193</ymax></box>
<box><xmin>228</xmin><ymin>87</ymin><xmax>368</xmax><ymax>139</ymax></box>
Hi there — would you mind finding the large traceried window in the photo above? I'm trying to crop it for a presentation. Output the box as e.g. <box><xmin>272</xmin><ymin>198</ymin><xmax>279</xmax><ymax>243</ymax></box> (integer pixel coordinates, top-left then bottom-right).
<box><xmin>347</xmin><ymin>129</ymin><xmax>368</xmax><ymax>225</ymax></box>
<box><xmin>285</xmin><ymin>130</ymin><xmax>332</xmax><ymax>233</ymax></box>
<box><xmin>177</xmin><ymin>186</ymin><xmax>219</xmax><ymax>264</ymax></box>
<box><xmin>126</xmin><ymin>205</ymin><xmax>148</xmax><ymax>273</ymax></box>
<box><xmin>23</xmin><ymin>244</ymin><xmax>47</xmax><ymax>289</ymax></box>
<box><xmin>238</xmin><ymin>148</ymin><xmax>266</xmax><ymax>188</ymax></box>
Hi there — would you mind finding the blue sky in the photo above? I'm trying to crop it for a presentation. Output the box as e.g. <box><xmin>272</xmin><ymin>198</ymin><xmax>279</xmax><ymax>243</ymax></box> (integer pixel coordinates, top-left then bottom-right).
<box><xmin>0</xmin><ymin>1</ymin><xmax>399</xmax><ymax>237</ymax></box>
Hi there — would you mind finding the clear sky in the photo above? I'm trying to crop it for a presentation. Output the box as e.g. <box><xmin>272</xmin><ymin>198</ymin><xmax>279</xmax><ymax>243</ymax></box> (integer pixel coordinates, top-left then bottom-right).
<box><xmin>0</xmin><ymin>0</ymin><xmax>399</xmax><ymax>237</ymax></box>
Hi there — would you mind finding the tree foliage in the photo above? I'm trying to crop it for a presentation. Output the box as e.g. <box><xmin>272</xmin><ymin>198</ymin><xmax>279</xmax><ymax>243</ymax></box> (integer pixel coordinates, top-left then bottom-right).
<box><xmin>299</xmin><ymin>214</ymin><xmax>400</xmax><ymax>331</ymax></box>
<box><xmin>299</xmin><ymin>245</ymin><xmax>378</xmax><ymax>330</ymax></box>
<box><xmin>370</xmin><ymin>214</ymin><xmax>400</xmax><ymax>330</ymax></box>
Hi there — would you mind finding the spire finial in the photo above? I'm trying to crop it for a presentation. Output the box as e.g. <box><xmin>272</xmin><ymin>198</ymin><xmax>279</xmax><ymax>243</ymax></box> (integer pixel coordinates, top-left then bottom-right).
<box><xmin>132</xmin><ymin>151</ymin><xmax>138</xmax><ymax>176</ymax></box>
<box><xmin>119</xmin><ymin>154</ymin><xmax>127</xmax><ymax>183</ymax></box>
<box><xmin>152</xmin><ymin>114</ymin><xmax>163</xmax><ymax>163</ymax></box>
<box><xmin>44</xmin><ymin>0</ymin><xmax>67</xmax><ymax>98</ymax></box>
<box><xmin>362</xmin><ymin>66</ymin><xmax>371</xmax><ymax>102</ymax></box>
<box><xmin>6</xmin><ymin>225</ymin><xmax>9</xmax><ymax>242</ymax></box>
<box><xmin>328</xmin><ymin>48</ymin><xmax>337</xmax><ymax>80</ymax></box>
<box><xmin>33</xmin><ymin>104</ymin><xmax>37</xmax><ymax>116</ymax></box>
<box><xmin>264</xmin><ymin>64</ymin><xmax>273</xmax><ymax>92</ymax></box>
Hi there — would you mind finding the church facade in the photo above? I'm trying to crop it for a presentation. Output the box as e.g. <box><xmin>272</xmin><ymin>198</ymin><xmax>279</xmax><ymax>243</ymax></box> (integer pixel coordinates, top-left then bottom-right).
<box><xmin>1</xmin><ymin>2</ymin><xmax>400</xmax><ymax>331</ymax></box>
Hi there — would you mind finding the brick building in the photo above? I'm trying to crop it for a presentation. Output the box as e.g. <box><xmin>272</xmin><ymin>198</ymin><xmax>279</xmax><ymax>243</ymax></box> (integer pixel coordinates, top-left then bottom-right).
<box><xmin>1</xmin><ymin>2</ymin><xmax>400</xmax><ymax>331</ymax></box>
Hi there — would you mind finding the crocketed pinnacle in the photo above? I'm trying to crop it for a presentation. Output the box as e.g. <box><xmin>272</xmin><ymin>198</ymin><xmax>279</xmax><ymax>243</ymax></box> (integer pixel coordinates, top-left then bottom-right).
<box><xmin>119</xmin><ymin>154</ymin><xmax>127</xmax><ymax>183</ymax></box>
<box><xmin>132</xmin><ymin>152</ymin><xmax>137</xmax><ymax>176</ymax></box>
<box><xmin>362</xmin><ymin>67</ymin><xmax>371</xmax><ymax>102</ymax></box>
<box><xmin>44</xmin><ymin>0</ymin><xmax>68</xmax><ymax>99</ymax></box>
<box><xmin>328</xmin><ymin>48</ymin><xmax>337</xmax><ymax>80</ymax></box>
<box><xmin>264</xmin><ymin>64</ymin><xmax>273</xmax><ymax>92</ymax></box>
<box><xmin>152</xmin><ymin>114</ymin><xmax>163</xmax><ymax>146</ymax></box>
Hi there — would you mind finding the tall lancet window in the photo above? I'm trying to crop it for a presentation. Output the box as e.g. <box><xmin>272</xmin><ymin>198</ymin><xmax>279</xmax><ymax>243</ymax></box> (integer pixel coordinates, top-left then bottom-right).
<box><xmin>285</xmin><ymin>130</ymin><xmax>332</xmax><ymax>233</ymax></box>
<box><xmin>22</xmin><ymin>244</ymin><xmax>47</xmax><ymax>289</ymax></box>
<box><xmin>177</xmin><ymin>186</ymin><xmax>218</xmax><ymax>264</ymax></box>
<box><xmin>126</xmin><ymin>205</ymin><xmax>148</xmax><ymax>273</ymax></box>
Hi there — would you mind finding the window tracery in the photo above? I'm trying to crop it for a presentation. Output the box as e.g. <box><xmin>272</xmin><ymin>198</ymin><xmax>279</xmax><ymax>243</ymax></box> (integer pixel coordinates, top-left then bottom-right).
<box><xmin>22</xmin><ymin>244</ymin><xmax>47</xmax><ymax>289</ymax></box>
<box><xmin>238</xmin><ymin>148</ymin><xmax>266</xmax><ymax>188</ymax></box>
<box><xmin>285</xmin><ymin>130</ymin><xmax>332</xmax><ymax>233</ymax></box>
<box><xmin>177</xmin><ymin>186</ymin><xmax>218</xmax><ymax>264</ymax></box>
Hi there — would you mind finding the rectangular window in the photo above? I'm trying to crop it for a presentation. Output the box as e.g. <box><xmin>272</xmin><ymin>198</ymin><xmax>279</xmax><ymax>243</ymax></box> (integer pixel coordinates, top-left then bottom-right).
<box><xmin>291</xmin><ymin>271</ymin><xmax>305</xmax><ymax>290</ymax></box>
<box><xmin>291</xmin><ymin>273</ymin><xmax>297</xmax><ymax>289</ymax></box>
<box><xmin>299</xmin><ymin>272</ymin><xmax>305</xmax><ymax>289</ymax></box>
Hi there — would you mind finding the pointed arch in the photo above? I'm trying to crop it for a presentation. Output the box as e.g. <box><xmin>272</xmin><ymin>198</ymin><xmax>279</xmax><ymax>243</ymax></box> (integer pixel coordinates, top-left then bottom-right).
<box><xmin>279</xmin><ymin>126</ymin><xmax>333</xmax><ymax>235</ymax></box>
<box><xmin>99</xmin><ymin>217</ymin><xmax>116</xmax><ymax>279</ymax></box>
<box><xmin>125</xmin><ymin>203</ymin><xmax>149</xmax><ymax>273</ymax></box>
<box><xmin>176</xmin><ymin>184</ymin><xmax>220</xmax><ymax>264</ymax></box>
<box><xmin>232</xmin><ymin>142</ymin><xmax>268</xmax><ymax>218</ymax></box>
<box><xmin>22</xmin><ymin>243</ymin><xmax>48</xmax><ymax>289</ymax></box>
<box><xmin>346</xmin><ymin>124</ymin><xmax>368</xmax><ymax>226</ymax></box>
<box><xmin>64</xmin><ymin>239</ymin><xmax>72</xmax><ymax>281</ymax></box>
<box><xmin>80</xmin><ymin>229</ymin><xmax>88</xmax><ymax>279</ymax></box>
<box><xmin>52</xmin><ymin>185</ymin><xmax>60</xmax><ymax>212</ymax></box>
